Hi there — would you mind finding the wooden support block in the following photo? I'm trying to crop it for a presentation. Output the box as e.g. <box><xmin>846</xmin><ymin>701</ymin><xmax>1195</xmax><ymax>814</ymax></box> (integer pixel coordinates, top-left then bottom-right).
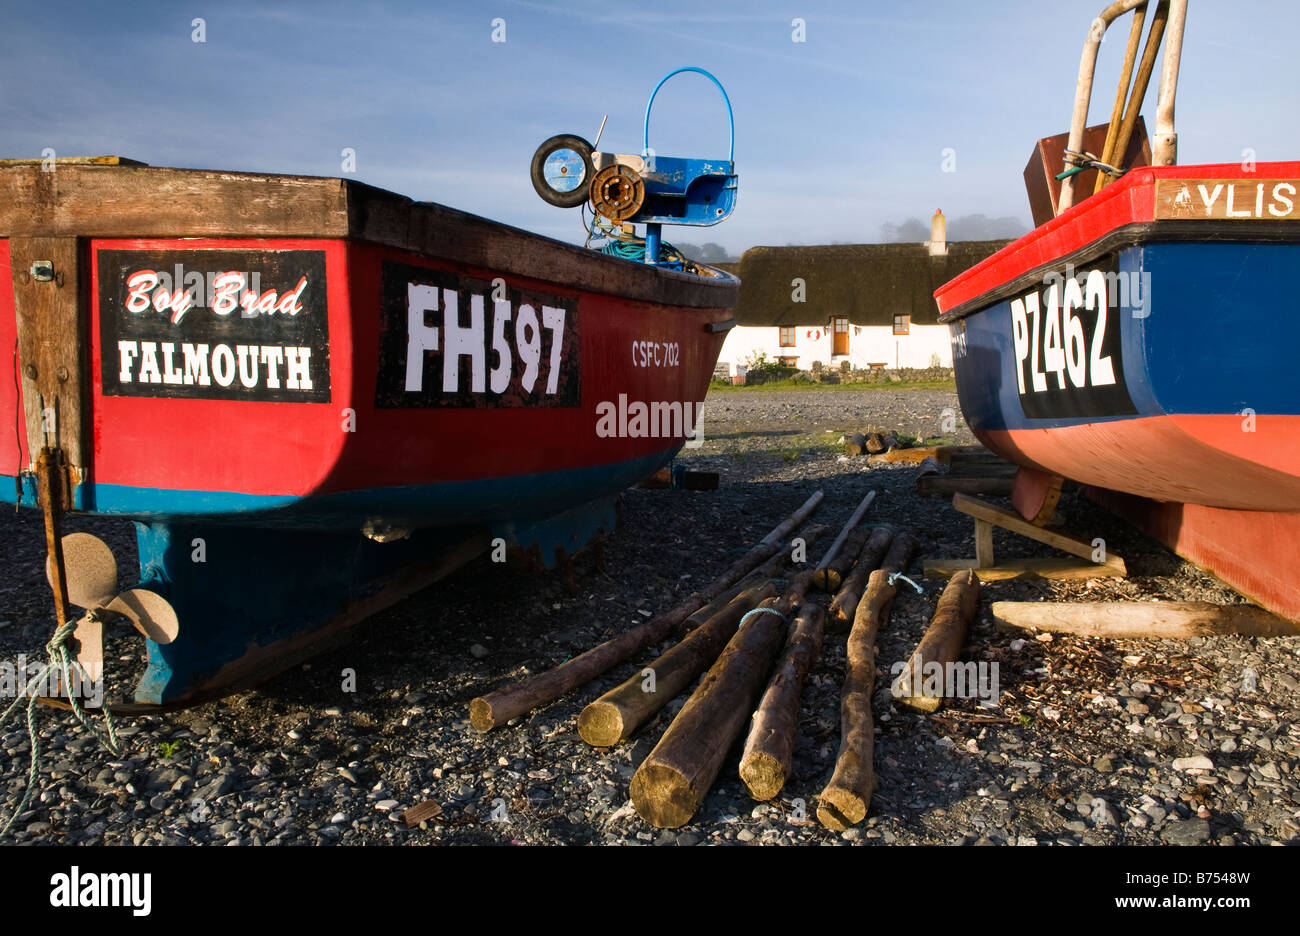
<box><xmin>945</xmin><ymin>449</ymin><xmax>1008</xmax><ymax>465</ymax></box>
<box><xmin>922</xmin><ymin>558</ymin><xmax>1127</xmax><ymax>581</ymax></box>
<box><xmin>974</xmin><ymin>519</ymin><xmax>995</xmax><ymax>568</ymax></box>
<box><xmin>992</xmin><ymin>601</ymin><xmax>1300</xmax><ymax>638</ymax></box>
<box><xmin>918</xmin><ymin>476</ymin><xmax>1015</xmax><ymax>497</ymax></box>
<box><xmin>949</xmin><ymin>464</ymin><xmax>1019</xmax><ymax>481</ymax></box>
<box><xmin>951</xmin><ymin>493</ymin><xmax>1125</xmax><ymax>573</ymax></box>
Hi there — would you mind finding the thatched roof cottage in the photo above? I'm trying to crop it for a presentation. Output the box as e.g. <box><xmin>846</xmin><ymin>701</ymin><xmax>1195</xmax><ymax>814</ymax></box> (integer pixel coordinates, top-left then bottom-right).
<box><xmin>715</xmin><ymin>211</ymin><xmax>1011</xmax><ymax>377</ymax></box>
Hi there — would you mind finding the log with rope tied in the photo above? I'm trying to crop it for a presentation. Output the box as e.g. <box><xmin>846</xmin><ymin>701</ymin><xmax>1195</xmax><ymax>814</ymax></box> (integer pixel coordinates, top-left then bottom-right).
<box><xmin>739</xmin><ymin>601</ymin><xmax>825</xmax><ymax>801</ymax></box>
<box><xmin>468</xmin><ymin>491</ymin><xmax>824</xmax><ymax>731</ymax></box>
<box><xmin>828</xmin><ymin>530</ymin><xmax>917</xmax><ymax>631</ymax></box>
<box><xmin>579</xmin><ymin>522</ymin><xmax>827</xmax><ymax>746</ymax></box>
<box><xmin>891</xmin><ymin>569</ymin><xmax>982</xmax><ymax>714</ymax></box>
<box><xmin>578</xmin><ymin>581</ymin><xmax>778</xmax><ymax>747</ymax></box>
<box><xmin>630</xmin><ymin>571</ymin><xmax>815</xmax><ymax>828</ymax></box>
<box><xmin>816</xmin><ymin>567</ymin><xmax>901</xmax><ymax>831</ymax></box>
<box><xmin>682</xmin><ymin>522</ymin><xmax>828</xmax><ymax>632</ymax></box>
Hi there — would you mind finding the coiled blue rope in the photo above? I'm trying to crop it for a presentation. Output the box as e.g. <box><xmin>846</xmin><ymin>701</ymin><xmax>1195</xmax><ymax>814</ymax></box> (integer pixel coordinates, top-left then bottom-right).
<box><xmin>600</xmin><ymin>238</ymin><xmax>686</xmax><ymax>269</ymax></box>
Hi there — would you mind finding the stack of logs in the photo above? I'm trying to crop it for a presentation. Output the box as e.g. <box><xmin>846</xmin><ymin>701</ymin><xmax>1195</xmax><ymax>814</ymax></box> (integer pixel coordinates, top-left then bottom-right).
<box><xmin>468</xmin><ymin>487</ymin><xmax>984</xmax><ymax>832</ymax></box>
<box><xmin>843</xmin><ymin>429</ymin><xmax>899</xmax><ymax>457</ymax></box>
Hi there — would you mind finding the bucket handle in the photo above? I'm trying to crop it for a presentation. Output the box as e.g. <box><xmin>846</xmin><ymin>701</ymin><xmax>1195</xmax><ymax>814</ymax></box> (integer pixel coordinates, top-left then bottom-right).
<box><xmin>642</xmin><ymin>67</ymin><xmax>734</xmax><ymax>164</ymax></box>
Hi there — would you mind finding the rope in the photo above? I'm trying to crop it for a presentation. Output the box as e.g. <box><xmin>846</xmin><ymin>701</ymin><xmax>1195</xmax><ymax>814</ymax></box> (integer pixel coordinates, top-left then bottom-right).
<box><xmin>1057</xmin><ymin>149</ymin><xmax>1124</xmax><ymax>181</ymax></box>
<box><xmin>598</xmin><ymin>235</ymin><xmax>690</xmax><ymax>270</ymax></box>
<box><xmin>0</xmin><ymin>612</ymin><xmax>120</xmax><ymax>838</ymax></box>
<box><xmin>888</xmin><ymin>572</ymin><xmax>924</xmax><ymax>595</ymax></box>
<box><xmin>579</xmin><ymin>192</ymin><xmax>696</xmax><ymax>272</ymax></box>
<box><xmin>738</xmin><ymin>606</ymin><xmax>786</xmax><ymax>629</ymax></box>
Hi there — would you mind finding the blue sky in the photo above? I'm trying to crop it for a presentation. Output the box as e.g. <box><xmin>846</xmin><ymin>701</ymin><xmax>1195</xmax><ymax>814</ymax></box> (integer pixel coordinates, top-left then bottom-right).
<box><xmin>1</xmin><ymin>1</ymin><xmax>1295</xmax><ymax>253</ymax></box>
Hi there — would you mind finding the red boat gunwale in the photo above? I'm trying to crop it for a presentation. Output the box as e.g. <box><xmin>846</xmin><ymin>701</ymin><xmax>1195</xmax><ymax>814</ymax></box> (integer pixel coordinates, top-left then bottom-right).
<box><xmin>934</xmin><ymin>160</ymin><xmax>1300</xmax><ymax>320</ymax></box>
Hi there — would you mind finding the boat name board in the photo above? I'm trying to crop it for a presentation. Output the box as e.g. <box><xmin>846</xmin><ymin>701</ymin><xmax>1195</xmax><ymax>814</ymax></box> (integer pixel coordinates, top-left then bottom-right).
<box><xmin>1155</xmin><ymin>179</ymin><xmax>1299</xmax><ymax>221</ymax></box>
<box><xmin>376</xmin><ymin>261</ymin><xmax>580</xmax><ymax>408</ymax></box>
<box><xmin>1009</xmin><ymin>256</ymin><xmax>1137</xmax><ymax>419</ymax></box>
<box><xmin>98</xmin><ymin>249</ymin><xmax>330</xmax><ymax>402</ymax></box>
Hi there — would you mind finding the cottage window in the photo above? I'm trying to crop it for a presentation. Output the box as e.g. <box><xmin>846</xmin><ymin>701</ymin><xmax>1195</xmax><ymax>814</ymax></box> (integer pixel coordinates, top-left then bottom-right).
<box><xmin>893</xmin><ymin>314</ymin><xmax>910</xmax><ymax>335</ymax></box>
<box><xmin>779</xmin><ymin>326</ymin><xmax>796</xmax><ymax>347</ymax></box>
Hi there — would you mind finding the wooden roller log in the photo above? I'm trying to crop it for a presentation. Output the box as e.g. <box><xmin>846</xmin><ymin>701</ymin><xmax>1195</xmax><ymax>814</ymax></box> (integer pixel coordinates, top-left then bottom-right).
<box><xmin>685</xmin><ymin>523</ymin><xmax>829</xmax><ymax>631</ymax></box>
<box><xmin>867</xmin><ymin>444</ymin><xmax>990</xmax><ymax>466</ymax></box>
<box><xmin>993</xmin><ymin>601</ymin><xmax>1300</xmax><ymax>639</ymax></box>
<box><xmin>630</xmin><ymin>572</ymin><xmax>814</xmax><ymax>828</ymax></box>
<box><xmin>828</xmin><ymin>531</ymin><xmax>917</xmax><ymax>631</ymax></box>
<box><xmin>811</xmin><ymin>526</ymin><xmax>869</xmax><ymax>592</ymax></box>
<box><xmin>865</xmin><ymin>430</ymin><xmax>897</xmax><ymax>455</ymax></box>
<box><xmin>891</xmin><ymin>570</ymin><xmax>981</xmax><ymax>713</ymax></box>
<box><xmin>811</xmin><ymin>489</ymin><xmax>877</xmax><ymax>590</ymax></box>
<box><xmin>578</xmin><ymin>581</ymin><xmax>778</xmax><ymax>747</ymax></box>
<box><xmin>468</xmin><ymin>491</ymin><xmax>824</xmax><ymax>731</ymax></box>
<box><xmin>817</xmin><ymin>567</ymin><xmax>899</xmax><ymax>830</ymax></box>
<box><xmin>739</xmin><ymin>602</ymin><xmax>826</xmax><ymax>800</ymax></box>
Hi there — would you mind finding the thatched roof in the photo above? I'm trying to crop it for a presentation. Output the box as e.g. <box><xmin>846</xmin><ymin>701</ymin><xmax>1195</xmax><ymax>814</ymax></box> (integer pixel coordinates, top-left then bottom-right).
<box><xmin>727</xmin><ymin>240</ymin><xmax>1011</xmax><ymax>327</ymax></box>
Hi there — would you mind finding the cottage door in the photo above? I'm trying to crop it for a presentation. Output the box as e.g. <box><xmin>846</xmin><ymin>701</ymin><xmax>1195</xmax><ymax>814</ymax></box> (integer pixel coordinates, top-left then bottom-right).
<box><xmin>832</xmin><ymin>317</ymin><xmax>849</xmax><ymax>356</ymax></box>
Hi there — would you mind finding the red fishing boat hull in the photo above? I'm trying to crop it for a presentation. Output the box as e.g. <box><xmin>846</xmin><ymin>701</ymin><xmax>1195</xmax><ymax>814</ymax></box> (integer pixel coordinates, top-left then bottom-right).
<box><xmin>0</xmin><ymin>164</ymin><xmax>738</xmax><ymax>705</ymax></box>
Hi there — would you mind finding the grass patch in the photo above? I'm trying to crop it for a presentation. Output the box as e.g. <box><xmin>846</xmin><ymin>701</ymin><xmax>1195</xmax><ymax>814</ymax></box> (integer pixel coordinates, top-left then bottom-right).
<box><xmin>708</xmin><ymin>378</ymin><xmax>956</xmax><ymax>393</ymax></box>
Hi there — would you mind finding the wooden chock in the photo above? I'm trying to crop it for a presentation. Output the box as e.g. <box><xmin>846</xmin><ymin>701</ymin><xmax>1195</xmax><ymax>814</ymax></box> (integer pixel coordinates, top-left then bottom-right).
<box><xmin>923</xmin><ymin>493</ymin><xmax>1126</xmax><ymax>582</ymax></box>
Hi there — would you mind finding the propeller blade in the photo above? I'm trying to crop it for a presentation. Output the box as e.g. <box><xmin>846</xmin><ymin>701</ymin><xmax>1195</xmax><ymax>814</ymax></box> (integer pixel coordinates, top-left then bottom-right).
<box><xmin>71</xmin><ymin>612</ymin><xmax>103</xmax><ymax>680</ymax></box>
<box><xmin>108</xmin><ymin>588</ymin><xmax>180</xmax><ymax>645</ymax></box>
<box><xmin>46</xmin><ymin>532</ymin><xmax>118</xmax><ymax>610</ymax></box>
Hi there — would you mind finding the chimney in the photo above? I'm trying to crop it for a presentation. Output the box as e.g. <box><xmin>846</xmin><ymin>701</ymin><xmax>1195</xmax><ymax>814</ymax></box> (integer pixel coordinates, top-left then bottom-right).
<box><xmin>929</xmin><ymin>208</ymin><xmax>947</xmax><ymax>256</ymax></box>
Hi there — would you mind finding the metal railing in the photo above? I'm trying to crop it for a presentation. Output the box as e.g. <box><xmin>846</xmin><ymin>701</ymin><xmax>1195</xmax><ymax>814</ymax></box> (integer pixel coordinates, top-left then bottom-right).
<box><xmin>1057</xmin><ymin>0</ymin><xmax>1188</xmax><ymax>215</ymax></box>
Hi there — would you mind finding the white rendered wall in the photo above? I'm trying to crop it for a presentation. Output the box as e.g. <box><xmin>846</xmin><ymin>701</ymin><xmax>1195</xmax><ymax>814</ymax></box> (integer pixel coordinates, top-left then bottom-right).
<box><xmin>718</xmin><ymin>323</ymin><xmax>953</xmax><ymax>375</ymax></box>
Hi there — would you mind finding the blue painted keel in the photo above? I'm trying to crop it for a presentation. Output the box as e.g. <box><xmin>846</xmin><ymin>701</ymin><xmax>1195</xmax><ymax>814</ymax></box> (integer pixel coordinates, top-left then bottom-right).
<box><xmin>6</xmin><ymin>451</ymin><xmax>674</xmax><ymax>706</ymax></box>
